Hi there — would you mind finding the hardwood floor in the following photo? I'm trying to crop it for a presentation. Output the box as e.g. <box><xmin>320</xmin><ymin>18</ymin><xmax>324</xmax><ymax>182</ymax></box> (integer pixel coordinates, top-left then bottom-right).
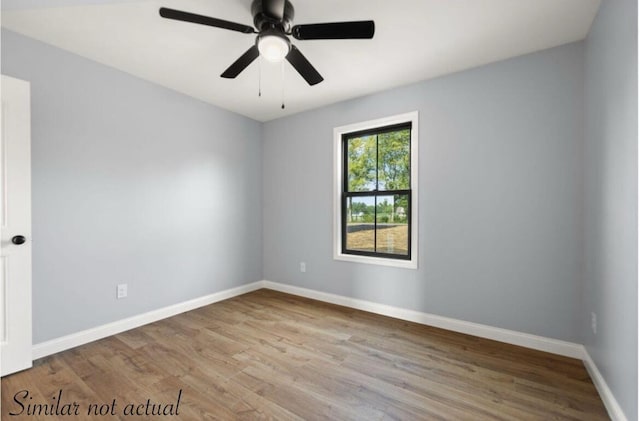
<box><xmin>2</xmin><ymin>289</ymin><xmax>608</xmax><ymax>420</ymax></box>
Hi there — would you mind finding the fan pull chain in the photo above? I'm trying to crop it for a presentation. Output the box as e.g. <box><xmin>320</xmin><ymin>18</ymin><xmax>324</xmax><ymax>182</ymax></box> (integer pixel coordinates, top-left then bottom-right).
<box><xmin>258</xmin><ymin>57</ymin><xmax>262</xmax><ymax>97</ymax></box>
<box><xmin>281</xmin><ymin>61</ymin><xmax>285</xmax><ymax>109</ymax></box>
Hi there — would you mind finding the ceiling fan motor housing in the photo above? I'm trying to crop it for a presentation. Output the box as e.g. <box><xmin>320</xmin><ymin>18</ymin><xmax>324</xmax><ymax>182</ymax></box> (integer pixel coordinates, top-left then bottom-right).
<box><xmin>251</xmin><ymin>0</ymin><xmax>295</xmax><ymax>32</ymax></box>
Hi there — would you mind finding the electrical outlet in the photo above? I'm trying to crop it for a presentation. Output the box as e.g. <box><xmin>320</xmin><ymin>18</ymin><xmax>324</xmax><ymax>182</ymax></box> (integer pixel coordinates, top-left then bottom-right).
<box><xmin>117</xmin><ymin>283</ymin><xmax>128</xmax><ymax>299</ymax></box>
<box><xmin>300</xmin><ymin>262</ymin><xmax>306</xmax><ymax>273</ymax></box>
<box><xmin>591</xmin><ymin>312</ymin><xmax>597</xmax><ymax>335</ymax></box>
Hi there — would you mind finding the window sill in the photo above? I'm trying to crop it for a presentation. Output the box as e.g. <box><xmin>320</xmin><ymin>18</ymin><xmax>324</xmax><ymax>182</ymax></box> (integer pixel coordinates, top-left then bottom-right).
<box><xmin>334</xmin><ymin>252</ymin><xmax>417</xmax><ymax>269</ymax></box>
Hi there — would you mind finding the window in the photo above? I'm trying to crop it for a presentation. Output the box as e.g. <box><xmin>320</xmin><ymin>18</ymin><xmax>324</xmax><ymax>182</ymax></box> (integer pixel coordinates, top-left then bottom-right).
<box><xmin>333</xmin><ymin>112</ymin><xmax>418</xmax><ymax>269</ymax></box>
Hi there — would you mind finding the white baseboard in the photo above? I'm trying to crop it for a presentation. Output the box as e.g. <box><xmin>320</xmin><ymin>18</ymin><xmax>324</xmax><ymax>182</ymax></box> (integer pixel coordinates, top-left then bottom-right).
<box><xmin>32</xmin><ymin>280</ymin><xmax>583</xmax><ymax>360</ymax></box>
<box><xmin>261</xmin><ymin>280</ymin><xmax>584</xmax><ymax>359</ymax></box>
<box><xmin>32</xmin><ymin>281</ymin><xmax>264</xmax><ymax>360</ymax></box>
<box><xmin>582</xmin><ymin>349</ymin><xmax>629</xmax><ymax>421</ymax></box>
<box><xmin>32</xmin><ymin>279</ymin><xmax>624</xmax><ymax>421</ymax></box>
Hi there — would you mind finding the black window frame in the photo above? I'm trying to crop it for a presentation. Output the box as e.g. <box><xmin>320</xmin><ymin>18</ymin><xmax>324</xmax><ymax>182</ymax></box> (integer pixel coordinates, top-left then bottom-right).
<box><xmin>341</xmin><ymin>122</ymin><xmax>412</xmax><ymax>260</ymax></box>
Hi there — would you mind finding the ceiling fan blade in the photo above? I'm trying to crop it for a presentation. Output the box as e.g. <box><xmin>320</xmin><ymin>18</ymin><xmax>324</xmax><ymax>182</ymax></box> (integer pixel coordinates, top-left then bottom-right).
<box><xmin>221</xmin><ymin>45</ymin><xmax>260</xmax><ymax>79</ymax></box>
<box><xmin>262</xmin><ymin>0</ymin><xmax>286</xmax><ymax>21</ymax></box>
<box><xmin>159</xmin><ymin>7</ymin><xmax>255</xmax><ymax>34</ymax></box>
<box><xmin>286</xmin><ymin>45</ymin><xmax>323</xmax><ymax>86</ymax></box>
<box><xmin>292</xmin><ymin>21</ymin><xmax>375</xmax><ymax>40</ymax></box>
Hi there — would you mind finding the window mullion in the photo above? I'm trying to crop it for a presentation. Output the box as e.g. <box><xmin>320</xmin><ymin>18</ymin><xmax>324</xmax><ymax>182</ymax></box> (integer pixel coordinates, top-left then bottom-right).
<box><xmin>375</xmin><ymin>133</ymin><xmax>379</xmax><ymax>191</ymax></box>
<box><xmin>373</xmin><ymin>194</ymin><xmax>377</xmax><ymax>253</ymax></box>
<box><xmin>374</xmin><ymin>134</ymin><xmax>379</xmax><ymax>253</ymax></box>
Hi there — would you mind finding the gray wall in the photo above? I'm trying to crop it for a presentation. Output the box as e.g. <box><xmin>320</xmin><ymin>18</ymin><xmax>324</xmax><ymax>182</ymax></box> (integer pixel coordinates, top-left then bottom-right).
<box><xmin>263</xmin><ymin>42</ymin><xmax>585</xmax><ymax>342</ymax></box>
<box><xmin>1</xmin><ymin>29</ymin><xmax>263</xmax><ymax>344</ymax></box>
<box><xmin>583</xmin><ymin>0</ymin><xmax>638</xmax><ymax>419</ymax></box>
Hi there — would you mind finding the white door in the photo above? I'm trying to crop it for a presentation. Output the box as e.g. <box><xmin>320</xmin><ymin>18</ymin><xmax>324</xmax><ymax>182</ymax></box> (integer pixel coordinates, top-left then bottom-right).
<box><xmin>0</xmin><ymin>75</ymin><xmax>32</xmax><ymax>377</ymax></box>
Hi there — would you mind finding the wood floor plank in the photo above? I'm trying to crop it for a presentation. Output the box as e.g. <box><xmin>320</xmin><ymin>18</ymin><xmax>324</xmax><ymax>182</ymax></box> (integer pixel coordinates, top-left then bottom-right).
<box><xmin>2</xmin><ymin>289</ymin><xmax>609</xmax><ymax>420</ymax></box>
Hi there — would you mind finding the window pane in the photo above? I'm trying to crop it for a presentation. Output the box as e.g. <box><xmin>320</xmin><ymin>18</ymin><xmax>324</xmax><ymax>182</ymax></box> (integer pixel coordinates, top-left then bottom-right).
<box><xmin>376</xmin><ymin>195</ymin><xmax>409</xmax><ymax>255</ymax></box>
<box><xmin>347</xmin><ymin>135</ymin><xmax>376</xmax><ymax>192</ymax></box>
<box><xmin>377</xmin><ymin>129</ymin><xmax>410</xmax><ymax>191</ymax></box>
<box><xmin>345</xmin><ymin>196</ymin><xmax>375</xmax><ymax>252</ymax></box>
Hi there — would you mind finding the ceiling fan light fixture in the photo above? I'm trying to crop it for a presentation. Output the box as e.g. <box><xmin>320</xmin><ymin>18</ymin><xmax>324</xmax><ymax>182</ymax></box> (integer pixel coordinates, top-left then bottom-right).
<box><xmin>257</xmin><ymin>33</ymin><xmax>290</xmax><ymax>62</ymax></box>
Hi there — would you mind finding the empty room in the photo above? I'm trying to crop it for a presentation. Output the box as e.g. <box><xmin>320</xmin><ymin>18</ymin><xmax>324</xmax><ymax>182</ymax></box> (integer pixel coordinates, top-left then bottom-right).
<box><xmin>0</xmin><ymin>0</ymin><xmax>637</xmax><ymax>419</ymax></box>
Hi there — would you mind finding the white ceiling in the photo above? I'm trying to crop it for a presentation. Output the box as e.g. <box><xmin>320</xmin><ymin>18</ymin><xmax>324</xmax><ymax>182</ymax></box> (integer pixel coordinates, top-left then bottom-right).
<box><xmin>2</xmin><ymin>0</ymin><xmax>601</xmax><ymax>121</ymax></box>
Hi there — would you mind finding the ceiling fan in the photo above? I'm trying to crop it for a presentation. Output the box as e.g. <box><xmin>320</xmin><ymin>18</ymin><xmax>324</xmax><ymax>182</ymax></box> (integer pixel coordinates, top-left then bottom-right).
<box><xmin>159</xmin><ymin>0</ymin><xmax>375</xmax><ymax>86</ymax></box>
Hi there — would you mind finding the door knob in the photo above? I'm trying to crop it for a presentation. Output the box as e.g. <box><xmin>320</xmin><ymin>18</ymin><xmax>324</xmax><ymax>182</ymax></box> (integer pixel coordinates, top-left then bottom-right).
<box><xmin>11</xmin><ymin>235</ymin><xmax>26</xmax><ymax>245</ymax></box>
